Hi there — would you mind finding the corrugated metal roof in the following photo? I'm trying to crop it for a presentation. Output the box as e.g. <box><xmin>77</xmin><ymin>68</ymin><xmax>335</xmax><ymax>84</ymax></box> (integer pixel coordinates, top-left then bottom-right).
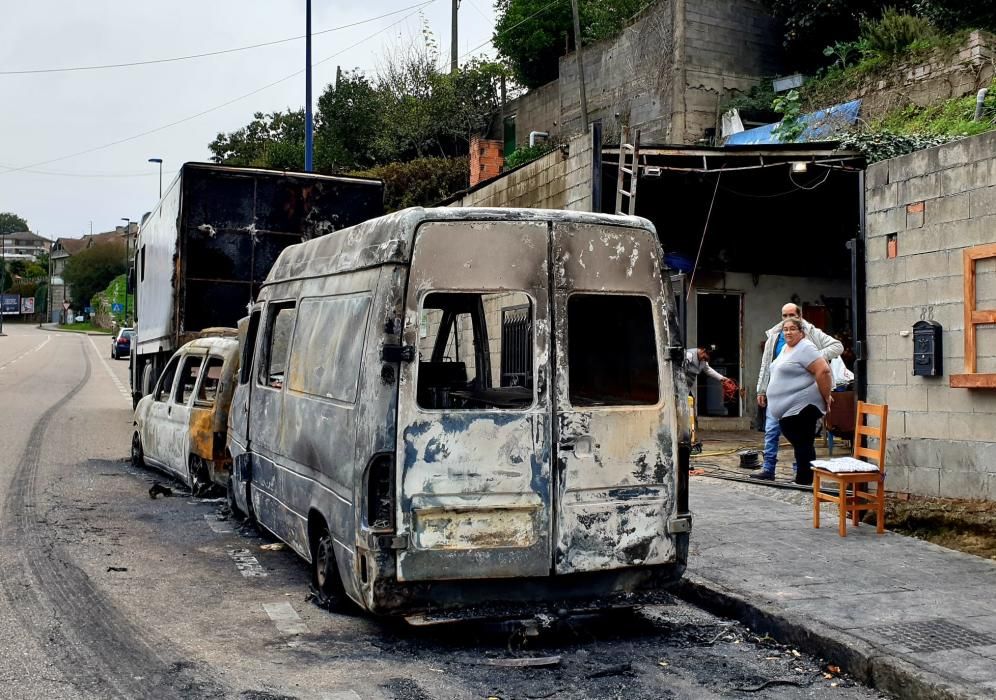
<box><xmin>725</xmin><ymin>100</ymin><xmax>862</xmax><ymax>146</ymax></box>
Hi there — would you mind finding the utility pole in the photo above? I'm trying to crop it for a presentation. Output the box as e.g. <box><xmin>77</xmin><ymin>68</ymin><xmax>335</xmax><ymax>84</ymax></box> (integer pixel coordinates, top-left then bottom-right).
<box><xmin>121</xmin><ymin>218</ymin><xmax>131</xmax><ymax>326</ymax></box>
<box><xmin>570</xmin><ymin>0</ymin><xmax>590</xmax><ymax>133</ymax></box>
<box><xmin>305</xmin><ymin>0</ymin><xmax>314</xmax><ymax>171</ymax></box>
<box><xmin>451</xmin><ymin>0</ymin><xmax>459</xmax><ymax>73</ymax></box>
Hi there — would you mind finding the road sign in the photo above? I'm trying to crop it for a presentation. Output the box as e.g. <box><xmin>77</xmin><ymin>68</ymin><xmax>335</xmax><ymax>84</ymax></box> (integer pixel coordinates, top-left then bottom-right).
<box><xmin>85</xmin><ymin>306</ymin><xmax>94</xmax><ymax>314</ymax></box>
<box><xmin>112</xmin><ymin>303</ymin><xmax>124</xmax><ymax>313</ymax></box>
<box><xmin>63</xmin><ymin>302</ymin><xmax>71</xmax><ymax>311</ymax></box>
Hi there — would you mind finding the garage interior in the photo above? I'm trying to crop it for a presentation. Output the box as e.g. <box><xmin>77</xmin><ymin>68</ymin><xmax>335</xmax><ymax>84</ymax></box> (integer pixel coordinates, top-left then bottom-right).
<box><xmin>600</xmin><ymin>144</ymin><xmax>865</xmax><ymax>428</ymax></box>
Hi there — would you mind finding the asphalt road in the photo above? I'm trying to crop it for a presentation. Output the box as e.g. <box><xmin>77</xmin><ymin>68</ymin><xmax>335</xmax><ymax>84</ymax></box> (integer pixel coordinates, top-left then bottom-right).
<box><xmin>0</xmin><ymin>324</ymin><xmax>887</xmax><ymax>700</ymax></box>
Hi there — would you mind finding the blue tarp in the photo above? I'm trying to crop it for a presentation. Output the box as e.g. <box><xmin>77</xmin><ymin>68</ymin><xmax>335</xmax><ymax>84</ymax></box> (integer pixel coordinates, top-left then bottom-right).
<box><xmin>725</xmin><ymin>99</ymin><xmax>862</xmax><ymax>146</ymax></box>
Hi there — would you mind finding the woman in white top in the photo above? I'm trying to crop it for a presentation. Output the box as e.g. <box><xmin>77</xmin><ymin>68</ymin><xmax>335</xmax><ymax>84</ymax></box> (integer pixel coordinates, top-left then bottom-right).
<box><xmin>765</xmin><ymin>317</ymin><xmax>834</xmax><ymax>486</ymax></box>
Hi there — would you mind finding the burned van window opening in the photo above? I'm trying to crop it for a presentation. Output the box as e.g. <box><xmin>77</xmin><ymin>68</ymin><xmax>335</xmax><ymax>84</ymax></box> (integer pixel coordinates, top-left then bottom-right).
<box><xmin>155</xmin><ymin>355</ymin><xmax>181</xmax><ymax>402</ymax></box>
<box><xmin>239</xmin><ymin>310</ymin><xmax>261</xmax><ymax>385</ymax></box>
<box><xmin>568</xmin><ymin>294</ymin><xmax>659</xmax><ymax>406</ymax></box>
<box><xmin>417</xmin><ymin>292</ymin><xmax>533</xmax><ymax>410</ymax></box>
<box><xmin>197</xmin><ymin>357</ymin><xmax>225</xmax><ymax>406</ymax></box>
<box><xmin>260</xmin><ymin>304</ymin><xmax>296</xmax><ymax>390</ymax></box>
<box><xmin>176</xmin><ymin>355</ymin><xmax>204</xmax><ymax>405</ymax></box>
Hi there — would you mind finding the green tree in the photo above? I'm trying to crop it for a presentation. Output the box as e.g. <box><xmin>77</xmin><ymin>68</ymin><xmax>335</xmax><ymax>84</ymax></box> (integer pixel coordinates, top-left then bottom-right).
<box><xmin>351</xmin><ymin>157</ymin><xmax>468</xmax><ymax>211</ymax></box>
<box><xmin>315</xmin><ymin>71</ymin><xmax>387</xmax><ymax>171</ymax></box>
<box><xmin>0</xmin><ymin>212</ymin><xmax>29</xmax><ymax>234</ymax></box>
<box><xmin>63</xmin><ymin>243</ymin><xmax>126</xmax><ymax>309</ymax></box>
<box><xmin>208</xmin><ymin>110</ymin><xmax>307</xmax><ymax>168</ymax></box>
<box><xmin>493</xmin><ymin>0</ymin><xmax>649</xmax><ymax>88</ymax></box>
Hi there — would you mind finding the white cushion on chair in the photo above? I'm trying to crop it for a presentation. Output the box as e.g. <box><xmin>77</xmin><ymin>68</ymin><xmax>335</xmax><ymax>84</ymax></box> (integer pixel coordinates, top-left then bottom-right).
<box><xmin>812</xmin><ymin>457</ymin><xmax>880</xmax><ymax>473</ymax></box>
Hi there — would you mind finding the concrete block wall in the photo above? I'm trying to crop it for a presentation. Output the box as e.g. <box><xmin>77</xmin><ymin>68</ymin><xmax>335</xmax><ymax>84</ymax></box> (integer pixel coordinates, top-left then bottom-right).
<box><xmin>865</xmin><ymin>130</ymin><xmax>996</xmax><ymax>499</ymax></box>
<box><xmin>847</xmin><ymin>31</ymin><xmax>994</xmax><ymax>121</ymax></box>
<box><xmin>500</xmin><ymin>0</ymin><xmax>781</xmax><ymax>147</ymax></box>
<box><xmin>449</xmin><ymin>132</ymin><xmax>593</xmax><ymax>211</ymax></box>
<box><xmin>680</xmin><ymin>0</ymin><xmax>781</xmax><ymax>143</ymax></box>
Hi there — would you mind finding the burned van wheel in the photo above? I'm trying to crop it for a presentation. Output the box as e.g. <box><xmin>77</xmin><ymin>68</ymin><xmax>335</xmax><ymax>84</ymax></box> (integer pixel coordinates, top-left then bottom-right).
<box><xmin>131</xmin><ymin>432</ymin><xmax>145</xmax><ymax>470</ymax></box>
<box><xmin>226</xmin><ymin>476</ymin><xmax>246</xmax><ymax>520</ymax></box>
<box><xmin>311</xmin><ymin>524</ymin><xmax>347</xmax><ymax>612</ymax></box>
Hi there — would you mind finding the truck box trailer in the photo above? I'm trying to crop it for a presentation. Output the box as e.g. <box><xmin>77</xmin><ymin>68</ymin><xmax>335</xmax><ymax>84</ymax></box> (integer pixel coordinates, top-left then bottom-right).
<box><xmin>131</xmin><ymin>162</ymin><xmax>384</xmax><ymax>405</ymax></box>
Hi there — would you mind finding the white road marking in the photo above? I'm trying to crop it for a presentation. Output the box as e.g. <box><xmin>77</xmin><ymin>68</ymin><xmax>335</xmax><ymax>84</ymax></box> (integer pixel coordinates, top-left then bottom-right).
<box><xmin>86</xmin><ymin>335</ymin><xmax>131</xmax><ymax>403</ymax></box>
<box><xmin>262</xmin><ymin>602</ymin><xmax>310</xmax><ymax>636</ymax></box>
<box><xmin>227</xmin><ymin>547</ymin><xmax>267</xmax><ymax>577</ymax></box>
<box><xmin>0</xmin><ymin>336</ymin><xmax>50</xmax><ymax>372</ymax></box>
<box><xmin>204</xmin><ymin>514</ymin><xmax>234</xmax><ymax>533</ymax></box>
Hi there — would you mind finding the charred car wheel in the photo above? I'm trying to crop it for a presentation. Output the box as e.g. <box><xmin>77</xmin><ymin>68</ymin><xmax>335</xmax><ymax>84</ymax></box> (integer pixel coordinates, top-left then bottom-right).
<box><xmin>188</xmin><ymin>455</ymin><xmax>213</xmax><ymax>497</ymax></box>
<box><xmin>131</xmin><ymin>432</ymin><xmax>145</xmax><ymax>470</ymax></box>
<box><xmin>312</xmin><ymin>523</ymin><xmax>348</xmax><ymax>612</ymax></box>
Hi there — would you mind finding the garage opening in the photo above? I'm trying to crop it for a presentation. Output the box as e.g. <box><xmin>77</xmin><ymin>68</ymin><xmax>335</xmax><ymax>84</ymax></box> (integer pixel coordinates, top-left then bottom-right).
<box><xmin>601</xmin><ymin>143</ymin><xmax>865</xmax><ymax>431</ymax></box>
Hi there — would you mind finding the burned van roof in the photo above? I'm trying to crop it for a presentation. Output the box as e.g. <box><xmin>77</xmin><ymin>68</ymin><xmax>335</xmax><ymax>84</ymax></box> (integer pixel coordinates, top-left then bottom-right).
<box><xmin>263</xmin><ymin>207</ymin><xmax>656</xmax><ymax>285</ymax></box>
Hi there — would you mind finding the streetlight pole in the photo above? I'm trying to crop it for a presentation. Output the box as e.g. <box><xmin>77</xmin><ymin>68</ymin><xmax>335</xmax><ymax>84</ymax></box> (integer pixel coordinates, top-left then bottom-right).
<box><xmin>148</xmin><ymin>158</ymin><xmax>163</xmax><ymax>199</ymax></box>
<box><xmin>121</xmin><ymin>218</ymin><xmax>131</xmax><ymax>326</ymax></box>
<box><xmin>305</xmin><ymin>0</ymin><xmax>313</xmax><ymax>172</ymax></box>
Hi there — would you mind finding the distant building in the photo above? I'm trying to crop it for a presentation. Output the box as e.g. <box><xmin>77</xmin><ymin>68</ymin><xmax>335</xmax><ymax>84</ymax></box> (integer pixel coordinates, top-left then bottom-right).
<box><xmin>48</xmin><ymin>226</ymin><xmax>134</xmax><ymax>323</ymax></box>
<box><xmin>1</xmin><ymin>230</ymin><xmax>52</xmax><ymax>262</ymax></box>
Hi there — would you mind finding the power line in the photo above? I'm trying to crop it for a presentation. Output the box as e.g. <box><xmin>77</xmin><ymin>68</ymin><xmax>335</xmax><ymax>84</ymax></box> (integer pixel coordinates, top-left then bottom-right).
<box><xmin>0</xmin><ymin>2</ymin><xmax>434</xmax><ymax>76</ymax></box>
<box><xmin>0</xmin><ymin>2</ymin><xmax>437</xmax><ymax>177</ymax></box>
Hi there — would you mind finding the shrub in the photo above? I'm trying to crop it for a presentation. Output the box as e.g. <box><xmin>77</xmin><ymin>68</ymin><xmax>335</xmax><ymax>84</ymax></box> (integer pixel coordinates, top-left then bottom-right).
<box><xmin>860</xmin><ymin>9</ymin><xmax>936</xmax><ymax>58</ymax></box>
<box><xmin>504</xmin><ymin>143</ymin><xmax>556</xmax><ymax>169</ymax></box>
<box><xmin>350</xmin><ymin>157</ymin><xmax>468</xmax><ymax>211</ymax></box>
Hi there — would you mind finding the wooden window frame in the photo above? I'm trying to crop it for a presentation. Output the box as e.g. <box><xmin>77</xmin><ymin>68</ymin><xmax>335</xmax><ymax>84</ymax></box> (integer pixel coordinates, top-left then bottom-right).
<box><xmin>951</xmin><ymin>243</ymin><xmax>996</xmax><ymax>389</ymax></box>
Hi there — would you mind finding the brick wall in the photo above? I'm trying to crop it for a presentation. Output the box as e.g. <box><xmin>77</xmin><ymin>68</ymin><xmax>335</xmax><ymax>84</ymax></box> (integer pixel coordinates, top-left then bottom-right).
<box><xmin>847</xmin><ymin>31</ymin><xmax>994</xmax><ymax>121</ymax></box>
<box><xmin>865</xmin><ymin>131</ymin><xmax>996</xmax><ymax>498</ymax></box>
<box><xmin>450</xmin><ymin>131</ymin><xmax>593</xmax><ymax>211</ymax></box>
<box><xmin>469</xmin><ymin>136</ymin><xmax>504</xmax><ymax>188</ymax></box>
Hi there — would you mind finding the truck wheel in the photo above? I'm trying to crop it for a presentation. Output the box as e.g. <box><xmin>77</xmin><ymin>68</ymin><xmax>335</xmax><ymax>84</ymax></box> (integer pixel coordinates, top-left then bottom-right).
<box><xmin>131</xmin><ymin>432</ymin><xmax>145</xmax><ymax>470</ymax></box>
<box><xmin>311</xmin><ymin>521</ymin><xmax>348</xmax><ymax>612</ymax></box>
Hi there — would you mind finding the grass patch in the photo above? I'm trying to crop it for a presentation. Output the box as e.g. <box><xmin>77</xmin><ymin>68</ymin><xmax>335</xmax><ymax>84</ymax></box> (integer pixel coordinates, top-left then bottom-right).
<box><xmin>874</xmin><ymin>78</ymin><xmax>996</xmax><ymax>137</ymax></box>
<box><xmin>58</xmin><ymin>322</ymin><xmax>111</xmax><ymax>334</ymax></box>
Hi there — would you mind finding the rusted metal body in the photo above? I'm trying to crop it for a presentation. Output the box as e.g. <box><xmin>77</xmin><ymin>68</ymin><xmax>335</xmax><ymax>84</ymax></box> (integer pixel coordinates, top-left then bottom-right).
<box><xmin>228</xmin><ymin>207</ymin><xmax>691</xmax><ymax>616</ymax></box>
<box><xmin>131</xmin><ymin>163</ymin><xmax>384</xmax><ymax>407</ymax></box>
<box><xmin>134</xmin><ymin>336</ymin><xmax>240</xmax><ymax>491</ymax></box>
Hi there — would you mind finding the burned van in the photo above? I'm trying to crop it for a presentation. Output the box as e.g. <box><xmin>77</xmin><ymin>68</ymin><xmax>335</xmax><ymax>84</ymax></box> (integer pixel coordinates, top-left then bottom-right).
<box><xmin>227</xmin><ymin>207</ymin><xmax>691</xmax><ymax>617</ymax></box>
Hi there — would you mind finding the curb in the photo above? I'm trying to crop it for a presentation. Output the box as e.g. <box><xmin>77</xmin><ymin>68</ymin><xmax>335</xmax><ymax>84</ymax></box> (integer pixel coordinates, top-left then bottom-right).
<box><xmin>676</xmin><ymin>573</ymin><xmax>984</xmax><ymax>700</ymax></box>
<box><xmin>41</xmin><ymin>326</ymin><xmax>112</xmax><ymax>336</ymax></box>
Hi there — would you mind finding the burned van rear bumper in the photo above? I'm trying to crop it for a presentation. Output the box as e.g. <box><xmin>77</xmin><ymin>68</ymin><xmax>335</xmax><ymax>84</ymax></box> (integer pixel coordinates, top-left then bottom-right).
<box><xmin>359</xmin><ymin>533</ymin><xmax>689</xmax><ymax>617</ymax></box>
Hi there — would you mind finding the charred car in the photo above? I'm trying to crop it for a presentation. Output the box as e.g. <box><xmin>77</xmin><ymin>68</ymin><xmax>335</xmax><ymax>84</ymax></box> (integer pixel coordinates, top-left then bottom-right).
<box><xmin>133</xmin><ymin>335</ymin><xmax>240</xmax><ymax>495</ymax></box>
<box><xmin>227</xmin><ymin>207</ymin><xmax>691</xmax><ymax>617</ymax></box>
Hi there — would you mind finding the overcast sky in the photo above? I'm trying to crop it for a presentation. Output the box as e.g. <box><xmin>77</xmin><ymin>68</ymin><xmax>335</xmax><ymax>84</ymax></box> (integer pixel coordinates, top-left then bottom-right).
<box><xmin>0</xmin><ymin>0</ymin><xmax>496</xmax><ymax>239</ymax></box>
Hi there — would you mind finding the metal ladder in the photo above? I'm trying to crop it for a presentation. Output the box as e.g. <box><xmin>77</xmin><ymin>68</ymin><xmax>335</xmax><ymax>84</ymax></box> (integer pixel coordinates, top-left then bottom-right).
<box><xmin>614</xmin><ymin>126</ymin><xmax>641</xmax><ymax>216</ymax></box>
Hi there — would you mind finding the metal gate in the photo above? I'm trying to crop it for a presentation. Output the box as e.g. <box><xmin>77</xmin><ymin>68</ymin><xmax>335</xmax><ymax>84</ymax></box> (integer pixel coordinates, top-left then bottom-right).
<box><xmin>500</xmin><ymin>304</ymin><xmax>532</xmax><ymax>388</ymax></box>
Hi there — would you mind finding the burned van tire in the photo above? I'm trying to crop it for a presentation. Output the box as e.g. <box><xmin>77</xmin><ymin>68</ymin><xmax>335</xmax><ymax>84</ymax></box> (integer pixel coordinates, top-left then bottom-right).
<box><xmin>226</xmin><ymin>476</ymin><xmax>245</xmax><ymax>520</ymax></box>
<box><xmin>311</xmin><ymin>522</ymin><xmax>348</xmax><ymax>612</ymax></box>
<box><xmin>131</xmin><ymin>432</ymin><xmax>145</xmax><ymax>470</ymax></box>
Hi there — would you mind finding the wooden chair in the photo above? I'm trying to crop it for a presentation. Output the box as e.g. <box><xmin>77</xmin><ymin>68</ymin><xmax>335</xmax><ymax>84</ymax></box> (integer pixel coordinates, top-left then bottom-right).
<box><xmin>811</xmin><ymin>402</ymin><xmax>888</xmax><ymax>537</ymax></box>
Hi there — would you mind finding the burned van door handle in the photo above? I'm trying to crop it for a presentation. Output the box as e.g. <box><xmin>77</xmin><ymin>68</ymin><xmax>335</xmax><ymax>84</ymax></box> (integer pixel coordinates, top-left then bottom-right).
<box><xmin>382</xmin><ymin>344</ymin><xmax>416</xmax><ymax>363</ymax></box>
<box><xmin>559</xmin><ymin>436</ymin><xmax>593</xmax><ymax>456</ymax></box>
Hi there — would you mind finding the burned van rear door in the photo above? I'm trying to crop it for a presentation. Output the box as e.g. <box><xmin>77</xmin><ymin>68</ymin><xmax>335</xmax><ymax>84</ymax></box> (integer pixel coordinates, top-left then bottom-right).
<box><xmin>395</xmin><ymin>220</ymin><xmax>552</xmax><ymax>582</ymax></box>
<box><xmin>551</xmin><ymin>222</ymin><xmax>679</xmax><ymax>574</ymax></box>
